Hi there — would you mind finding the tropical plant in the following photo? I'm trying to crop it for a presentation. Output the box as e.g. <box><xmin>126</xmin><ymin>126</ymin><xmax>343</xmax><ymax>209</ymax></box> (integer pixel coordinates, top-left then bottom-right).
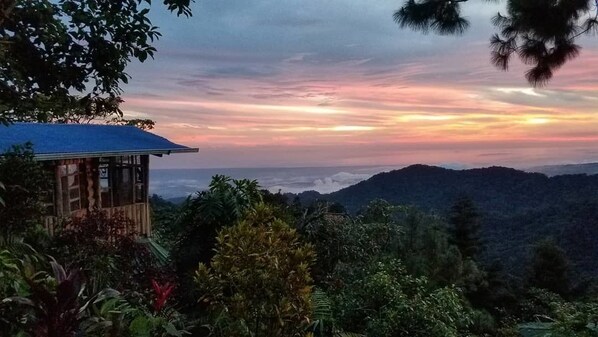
<box><xmin>51</xmin><ymin>210</ymin><xmax>167</xmax><ymax>293</ymax></box>
<box><xmin>0</xmin><ymin>180</ymin><xmax>5</xmax><ymax>207</ymax></box>
<box><xmin>0</xmin><ymin>143</ymin><xmax>50</xmax><ymax>237</ymax></box>
<box><xmin>300</xmin><ymin>200</ymin><xmax>403</xmax><ymax>283</ymax></box>
<box><xmin>170</xmin><ymin>176</ymin><xmax>263</xmax><ymax>310</ymax></box>
<box><xmin>519</xmin><ymin>287</ymin><xmax>567</xmax><ymax>323</ymax></box>
<box><xmin>195</xmin><ymin>205</ymin><xmax>315</xmax><ymax>337</ymax></box>
<box><xmin>1</xmin><ymin>252</ymin><xmax>189</xmax><ymax>337</ymax></box>
<box><xmin>308</xmin><ymin>289</ymin><xmax>334</xmax><ymax>337</ymax></box>
<box><xmin>3</xmin><ymin>260</ymin><xmax>88</xmax><ymax>337</ymax></box>
<box><xmin>330</xmin><ymin>258</ymin><xmax>470</xmax><ymax>337</ymax></box>
<box><xmin>551</xmin><ymin>300</ymin><xmax>598</xmax><ymax>337</ymax></box>
<box><xmin>150</xmin><ymin>194</ymin><xmax>185</xmax><ymax>249</ymax></box>
<box><xmin>172</xmin><ymin>175</ymin><xmax>262</xmax><ymax>264</ymax></box>
<box><xmin>152</xmin><ymin>279</ymin><xmax>175</xmax><ymax>313</ymax></box>
<box><xmin>82</xmin><ymin>288</ymin><xmax>191</xmax><ymax>337</ymax></box>
<box><xmin>0</xmin><ymin>247</ymin><xmax>38</xmax><ymax>335</ymax></box>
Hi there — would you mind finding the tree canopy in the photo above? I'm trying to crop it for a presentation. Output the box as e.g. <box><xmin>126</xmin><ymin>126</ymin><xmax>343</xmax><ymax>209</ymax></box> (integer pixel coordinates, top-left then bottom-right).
<box><xmin>0</xmin><ymin>0</ymin><xmax>192</xmax><ymax>124</ymax></box>
<box><xmin>394</xmin><ymin>0</ymin><xmax>598</xmax><ymax>86</ymax></box>
<box><xmin>526</xmin><ymin>239</ymin><xmax>571</xmax><ymax>296</ymax></box>
<box><xmin>448</xmin><ymin>196</ymin><xmax>482</xmax><ymax>260</ymax></box>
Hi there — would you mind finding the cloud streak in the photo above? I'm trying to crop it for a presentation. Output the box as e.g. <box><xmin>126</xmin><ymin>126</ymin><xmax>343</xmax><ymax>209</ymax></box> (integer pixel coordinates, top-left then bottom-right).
<box><xmin>119</xmin><ymin>0</ymin><xmax>598</xmax><ymax>168</ymax></box>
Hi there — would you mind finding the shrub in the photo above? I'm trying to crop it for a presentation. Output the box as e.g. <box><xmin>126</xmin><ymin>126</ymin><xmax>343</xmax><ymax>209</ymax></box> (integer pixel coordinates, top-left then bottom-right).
<box><xmin>195</xmin><ymin>205</ymin><xmax>315</xmax><ymax>337</ymax></box>
<box><xmin>51</xmin><ymin>210</ymin><xmax>169</xmax><ymax>293</ymax></box>
<box><xmin>0</xmin><ymin>144</ymin><xmax>50</xmax><ymax>236</ymax></box>
<box><xmin>330</xmin><ymin>258</ymin><xmax>469</xmax><ymax>337</ymax></box>
<box><xmin>1</xmin><ymin>254</ymin><xmax>190</xmax><ymax>337</ymax></box>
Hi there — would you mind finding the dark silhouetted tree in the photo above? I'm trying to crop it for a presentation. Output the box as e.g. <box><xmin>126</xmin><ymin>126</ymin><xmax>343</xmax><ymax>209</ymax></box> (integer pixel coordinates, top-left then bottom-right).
<box><xmin>448</xmin><ymin>196</ymin><xmax>482</xmax><ymax>260</ymax></box>
<box><xmin>526</xmin><ymin>239</ymin><xmax>571</xmax><ymax>296</ymax></box>
<box><xmin>394</xmin><ymin>0</ymin><xmax>598</xmax><ymax>86</ymax></box>
<box><xmin>0</xmin><ymin>144</ymin><xmax>50</xmax><ymax>236</ymax></box>
<box><xmin>0</xmin><ymin>0</ymin><xmax>192</xmax><ymax>123</ymax></box>
<box><xmin>170</xmin><ymin>176</ymin><xmax>262</xmax><ymax>310</ymax></box>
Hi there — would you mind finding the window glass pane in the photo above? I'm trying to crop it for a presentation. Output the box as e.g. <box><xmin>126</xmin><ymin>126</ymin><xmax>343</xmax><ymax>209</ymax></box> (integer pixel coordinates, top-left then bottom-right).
<box><xmin>68</xmin><ymin>174</ymin><xmax>79</xmax><ymax>188</ymax></box>
<box><xmin>67</xmin><ymin>164</ymin><xmax>78</xmax><ymax>175</ymax></box>
<box><xmin>122</xmin><ymin>170</ymin><xmax>130</xmax><ymax>183</ymax></box>
<box><xmin>99</xmin><ymin>164</ymin><xmax>109</xmax><ymax>178</ymax></box>
<box><xmin>57</xmin><ymin>163</ymin><xmax>84</xmax><ymax>213</ymax></box>
<box><xmin>69</xmin><ymin>188</ymin><xmax>79</xmax><ymax>200</ymax></box>
<box><xmin>135</xmin><ymin>184</ymin><xmax>144</xmax><ymax>203</ymax></box>
<box><xmin>118</xmin><ymin>167</ymin><xmax>133</xmax><ymax>205</ymax></box>
<box><xmin>135</xmin><ymin>167</ymin><xmax>143</xmax><ymax>183</ymax></box>
<box><xmin>70</xmin><ymin>200</ymin><xmax>81</xmax><ymax>211</ymax></box>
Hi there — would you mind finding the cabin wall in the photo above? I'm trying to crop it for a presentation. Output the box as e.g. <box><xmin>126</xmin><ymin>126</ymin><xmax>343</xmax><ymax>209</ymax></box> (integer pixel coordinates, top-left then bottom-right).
<box><xmin>43</xmin><ymin>155</ymin><xmax>151</xmax><ymax>237</ymax></box>
<box><xmin>44</xmin><ymin>203</ymin><xmax>151</xmax><ymax>236</ymax></box>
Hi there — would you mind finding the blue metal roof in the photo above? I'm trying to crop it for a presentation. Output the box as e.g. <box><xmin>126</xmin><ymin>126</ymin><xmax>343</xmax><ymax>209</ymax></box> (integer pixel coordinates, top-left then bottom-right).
<box><xmin>0</xmin><ymin>123</ymin><xmax>198</xmax><ymax>160</ymax></box>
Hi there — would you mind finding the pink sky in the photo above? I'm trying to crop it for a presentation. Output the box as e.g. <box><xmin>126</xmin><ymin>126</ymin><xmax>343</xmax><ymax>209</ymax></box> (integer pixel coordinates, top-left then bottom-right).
<box><xmin>119</xmin><ymin>0</ymin><xmax>598</xmax><ymax>169</ymax></box>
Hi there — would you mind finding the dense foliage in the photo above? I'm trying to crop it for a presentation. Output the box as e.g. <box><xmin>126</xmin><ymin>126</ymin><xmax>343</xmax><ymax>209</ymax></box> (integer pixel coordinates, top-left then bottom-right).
<box><xmin>171</xmin><ymin>175</ymin><xmax>262</xmax><ymax>271</ymax></box>
<box><xmin>3</xmin><ymin>159</ymin><xmax>598</xmax><ymax>337</ymax></box>
<box><xmin>195</xmin><ymin>204</ymin><xmax>315</xmax><ymax>337</ymax></box>
<box><xmin>298</xmin><ymin>164</ymin><xmax>598</xmax><ymax>278</ymax></box>
<box><xmin>525</xmin><ymin>239</ymin><xmax>571</xmax><ymax>297</ymax></box>
<box><xmin>449</xmin><ymin>196</ymin><xmax>482</xmax><ymax>260</ymax></box>
<box><xmin>0</xmin><ymin>144</ymin><xmax>50</xmax><ymax>236</ymax></box>
<box><xmin>51</xmin><ymin>210</ymin><xmax>170</xmax><ymax>294</ymax></box>
<box><xmin>331</xmin><ymin>259</ymin><xmax>468</xmax><ymax>337</ymax></box>
<box><xmin>0</xmin><ymin>249</ymin><xmax>189</xmax><ymax>337</ymax></box>
<box><xmin>0</xmin><ymin>0</ymin><xmax>192</xmax><ymax>123</ymax></box>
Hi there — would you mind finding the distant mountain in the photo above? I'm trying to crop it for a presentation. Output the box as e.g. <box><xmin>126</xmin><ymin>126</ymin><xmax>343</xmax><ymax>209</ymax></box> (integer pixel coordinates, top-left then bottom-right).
<box><xmin>300</xmin><ymin>164</ymin><xmax>598</xmax><ymax>213</ymax></box>
<box><xmin>528</xmin><ymin>162</ymin><xmax>598</xmax><ymax>177</ymax></box>
<box><xmin>296</xmin><ymin>164</ymin><xmax>598</xmax><ymax>277</ymax></box>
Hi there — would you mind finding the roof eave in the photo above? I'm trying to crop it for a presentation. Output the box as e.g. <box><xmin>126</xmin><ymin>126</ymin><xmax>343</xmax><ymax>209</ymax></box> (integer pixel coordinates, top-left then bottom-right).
<box><xmin>33</xmin><ymin>147</ymin><xmax>199</xmax><ymax>161</ymax></box>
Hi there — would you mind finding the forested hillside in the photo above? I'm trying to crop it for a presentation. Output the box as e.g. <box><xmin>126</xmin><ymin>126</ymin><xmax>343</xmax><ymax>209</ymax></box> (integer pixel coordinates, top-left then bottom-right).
<box><xmin>3</xmin><ymin>149</ymin><xmax>598</xmax><ymax>336</ymax></box>
<box><xmin>297</xmin><ymin>165</ymin><xmax>598</xmax><ymax>277</ymax></box>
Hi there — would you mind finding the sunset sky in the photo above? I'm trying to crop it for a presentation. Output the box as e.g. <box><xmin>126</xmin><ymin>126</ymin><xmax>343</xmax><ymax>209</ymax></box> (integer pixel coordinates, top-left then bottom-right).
<box><xmin>121</xmin><ymin>0</ymin><xmax>598</xmax><ymax>169</ymax></box>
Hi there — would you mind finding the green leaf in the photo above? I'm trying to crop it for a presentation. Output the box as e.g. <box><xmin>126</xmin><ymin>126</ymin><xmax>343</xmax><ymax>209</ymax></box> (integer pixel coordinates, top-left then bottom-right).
<box><xmin>164</xmin><ymin>322</ymin><xmax>183</xmax><ymax>337</ymax></box>
<box><xmin>129</xmin><ymin>316</ymin><xmax>152</xmax><ymax>337</ymax></box>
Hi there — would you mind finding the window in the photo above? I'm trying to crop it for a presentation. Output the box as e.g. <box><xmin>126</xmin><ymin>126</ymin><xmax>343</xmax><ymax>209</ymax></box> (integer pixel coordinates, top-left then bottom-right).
<box><xmin>99</xmin><ymin>158</ymin><xmax>112</xmax><ymax>207</ymax></box>
<box><xmin>99</xmin><ymin>156</ymin><xmax>147</xmax><ymax>208</ymax></box>
<box><xmin>58</xmin><ymin>163</ymin><xmax>82</xmax><ymax>213</ymax></box>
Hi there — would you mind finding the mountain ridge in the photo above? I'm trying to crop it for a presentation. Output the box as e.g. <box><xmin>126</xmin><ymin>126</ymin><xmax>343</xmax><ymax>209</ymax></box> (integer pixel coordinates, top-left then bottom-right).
<box><xmin>297</xmin><ymin>164</ymin><xmax>598</xmax><ymax>213</ymax></box>
<box><xmin>527</xmin><ymin>162</ymin><xmax>598</xmax><ymax>177</ymax></box>
<box><xmin>294</xmin><ymin>164</ymin><xmax>598</xmax><ymax>277</ymax></box>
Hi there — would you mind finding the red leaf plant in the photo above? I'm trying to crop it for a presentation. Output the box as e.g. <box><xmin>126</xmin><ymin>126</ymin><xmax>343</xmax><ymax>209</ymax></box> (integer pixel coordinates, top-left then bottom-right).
<box><xmin>151</xmin><ymin>279</ymin><xmax>174</xmax><ymax>313</ymax></box>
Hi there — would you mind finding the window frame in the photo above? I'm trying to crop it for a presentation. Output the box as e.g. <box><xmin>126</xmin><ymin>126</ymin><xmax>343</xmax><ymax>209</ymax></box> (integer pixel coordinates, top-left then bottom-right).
<box><xmin>99</xmin><ymin>155</ymin><xmax>148</xmax><ymax>208</ymax></box>
<box><xmin>56</xmin><ymin>162</ymin><xmax>84</xmax><ymax>214</ymax></box>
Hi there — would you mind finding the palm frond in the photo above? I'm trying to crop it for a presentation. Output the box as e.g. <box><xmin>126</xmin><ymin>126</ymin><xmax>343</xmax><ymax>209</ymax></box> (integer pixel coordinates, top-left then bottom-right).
<box><xmin>525</xmin><ymin>64</ymin><xmax>553</xmax><ymax>87</ymax></box>
<box><xmin>334</xmin><ymin>332</ymin><xmax>366</xmax><ymax>337</ymax></box>
<box><xmin>394</xmin><ymin>0</ymin><xmax>468</xmax><ymax>35</ymax></box>
<box><xmin>312</xmin><ymin>288</ymin><xmax>333</xmax><ymax>322</ymax></box>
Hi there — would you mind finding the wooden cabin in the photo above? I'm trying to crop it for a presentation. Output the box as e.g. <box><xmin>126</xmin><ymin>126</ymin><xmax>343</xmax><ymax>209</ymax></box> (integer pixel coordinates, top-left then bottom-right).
<box><xmin>0</xmin><ymin>123</ymin><xmax>198</xmax><ymax>236</ymax></box>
